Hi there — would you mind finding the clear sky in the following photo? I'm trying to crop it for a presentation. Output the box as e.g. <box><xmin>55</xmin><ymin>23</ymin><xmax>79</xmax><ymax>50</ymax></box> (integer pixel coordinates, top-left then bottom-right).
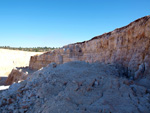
<box><xmin>0</xmin><ymin>0</ymin><xmax>149</xmax><ymax>48</ymax></box>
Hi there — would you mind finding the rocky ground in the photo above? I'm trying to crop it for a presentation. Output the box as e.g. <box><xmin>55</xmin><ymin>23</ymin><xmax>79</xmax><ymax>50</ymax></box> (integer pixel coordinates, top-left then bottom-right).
<box><xmin>0</xmin><ymin>61</ymin><xmax>149</xmax><ymax>113</ymax></box>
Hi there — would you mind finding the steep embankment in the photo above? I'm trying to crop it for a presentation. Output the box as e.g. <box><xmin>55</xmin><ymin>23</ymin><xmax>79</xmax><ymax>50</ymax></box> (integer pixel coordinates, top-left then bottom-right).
<box><xmin>29</xmin><ymin>16</ymin><xmax>150</xmax><ymax>79</ymax></box>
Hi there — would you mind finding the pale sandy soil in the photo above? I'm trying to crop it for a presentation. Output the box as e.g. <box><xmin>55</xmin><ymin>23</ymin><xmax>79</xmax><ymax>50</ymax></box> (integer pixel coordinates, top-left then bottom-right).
<box><xmin>0</xmin><ymin>49</ymin><xmax>42</xmax><ymax>77</ymax></box>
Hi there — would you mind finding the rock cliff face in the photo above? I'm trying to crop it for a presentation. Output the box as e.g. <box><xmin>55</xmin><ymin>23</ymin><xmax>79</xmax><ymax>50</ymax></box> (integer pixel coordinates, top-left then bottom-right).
<box><xmin>5</xmin><ymin>68</ymin><xmax>28</xmax><ymax>85</ymax></box>
<box><xmin>29</xmin><ymin>16</ymin><xmax>150</xmax><ymax>78</ymax></box>
<box><xmin>5</xmin><ymin>67</ymin><xmax>35</xmax><ymax>85</ymax></box>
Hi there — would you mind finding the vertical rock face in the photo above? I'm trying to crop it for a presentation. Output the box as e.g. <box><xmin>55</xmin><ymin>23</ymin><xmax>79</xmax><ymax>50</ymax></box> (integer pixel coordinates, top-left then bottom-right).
<box><xmin>29</xmin><ymin>16</ymin><xmax>150</xmax><ymax>77</ymax></box>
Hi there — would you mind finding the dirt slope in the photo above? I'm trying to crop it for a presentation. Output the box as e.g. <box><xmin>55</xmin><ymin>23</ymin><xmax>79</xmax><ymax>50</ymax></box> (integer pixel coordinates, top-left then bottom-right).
<box><xmin>0</xmin><ymin>61</ymin><xmax>150</xmax><ymax>113</ymax></box>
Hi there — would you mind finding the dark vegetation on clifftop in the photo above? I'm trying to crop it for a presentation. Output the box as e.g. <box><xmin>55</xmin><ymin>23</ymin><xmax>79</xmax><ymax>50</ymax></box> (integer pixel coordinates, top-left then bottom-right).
<box><xmin>0</xmin><ymin>46</ymin><xmax>59</xmax><ymax>52</ymax></box>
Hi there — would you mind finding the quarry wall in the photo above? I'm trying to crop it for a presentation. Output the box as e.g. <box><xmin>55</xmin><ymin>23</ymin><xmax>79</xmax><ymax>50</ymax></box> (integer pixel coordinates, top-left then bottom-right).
<box><xmin>29</xmin><ymin>16</ymin><xmax>150</xmax><ymax>78</ymax></box>
<box><xmin>29</xmin><ymin>16</ymin><xmax>150</xmax><ymax>77</ymax></box>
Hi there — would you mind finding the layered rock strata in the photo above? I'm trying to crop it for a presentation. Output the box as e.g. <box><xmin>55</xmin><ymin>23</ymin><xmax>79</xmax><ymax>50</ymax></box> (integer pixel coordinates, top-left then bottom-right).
<box><xmin>29</xmin><ymin>16</ymin><xmax>150</xmax><ymax>79</ymax></box>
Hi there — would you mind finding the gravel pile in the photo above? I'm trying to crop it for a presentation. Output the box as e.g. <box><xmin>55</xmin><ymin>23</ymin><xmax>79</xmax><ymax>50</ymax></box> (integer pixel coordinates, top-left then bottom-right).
<box><xmin>0</xmin><ymin>61</ymin><xmax>150</xmax><ymax>113</ymax></box>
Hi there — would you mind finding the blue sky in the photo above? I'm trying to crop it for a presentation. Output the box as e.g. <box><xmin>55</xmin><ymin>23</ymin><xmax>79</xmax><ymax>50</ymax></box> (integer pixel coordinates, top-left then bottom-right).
<box><xmin>0</xmin><ymin>0</ymin><xmax>149</xmax><ymax>47</ymax></box>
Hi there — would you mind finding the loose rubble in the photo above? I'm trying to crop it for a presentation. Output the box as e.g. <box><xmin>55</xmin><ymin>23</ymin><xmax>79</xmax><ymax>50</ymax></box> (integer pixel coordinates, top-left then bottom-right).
<box><xmin>0</xmin><ymin>61</ymin><xmax>150</xmax><ymax>113</ymax></box>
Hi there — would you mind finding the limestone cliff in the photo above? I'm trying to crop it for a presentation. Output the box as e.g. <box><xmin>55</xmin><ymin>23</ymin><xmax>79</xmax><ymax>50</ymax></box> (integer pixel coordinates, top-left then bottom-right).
<box><xmin>29</xmin><ymin>16</ymin><xmax>150</xmax><ymax>78</ymax></box>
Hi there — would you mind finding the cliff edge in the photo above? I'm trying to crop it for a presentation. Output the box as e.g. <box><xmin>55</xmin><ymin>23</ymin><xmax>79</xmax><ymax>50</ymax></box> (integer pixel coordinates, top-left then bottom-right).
<box><xmin>29</xmin><ymin>16</ymin><xmax>150</xmax><ymax>80</ymax></box>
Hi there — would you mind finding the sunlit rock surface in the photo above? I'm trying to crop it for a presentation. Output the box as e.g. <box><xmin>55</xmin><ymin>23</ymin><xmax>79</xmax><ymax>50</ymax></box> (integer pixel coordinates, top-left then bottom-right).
<box><xmin>29</xmin><ymin>16</ymin><xmax>150</xmax><ymax>80</ymax></box>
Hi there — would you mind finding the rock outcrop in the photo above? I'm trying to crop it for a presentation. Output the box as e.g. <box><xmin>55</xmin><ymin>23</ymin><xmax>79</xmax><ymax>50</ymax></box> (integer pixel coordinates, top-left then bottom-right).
<box><xmin>29</xmin><ymin>16</ymin><xmax>150</xmax><ymax>80</ymax></box>
<box><xmin>5</xmin><ymin>67</ymin><xmax>35</xmax><ymax>85</ymax></box>
<box><xmin>5</xmin><ymin>68</ymin><xmax>28</xmax><ymax>85</ymax></box>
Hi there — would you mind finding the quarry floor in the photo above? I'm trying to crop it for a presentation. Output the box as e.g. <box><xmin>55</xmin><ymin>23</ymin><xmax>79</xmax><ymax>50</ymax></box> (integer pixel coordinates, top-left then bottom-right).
<box><xmin>0</xmin><ymin>49</ymin><xmax>42</xmax><ymax>90</ymax></box>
